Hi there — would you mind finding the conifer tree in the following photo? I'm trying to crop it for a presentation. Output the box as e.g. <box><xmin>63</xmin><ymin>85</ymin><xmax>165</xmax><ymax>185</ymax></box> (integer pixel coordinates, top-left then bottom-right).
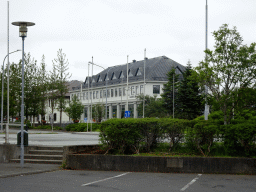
<box><xmin>176</xmin><ymin>61</ymin><xmax>204</xmax><ymax>120</ymax></box>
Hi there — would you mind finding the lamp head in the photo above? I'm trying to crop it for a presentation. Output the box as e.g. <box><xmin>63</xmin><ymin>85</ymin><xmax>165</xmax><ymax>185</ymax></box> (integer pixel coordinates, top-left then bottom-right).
<box><xmin>12</xmin><ymin>21</ymin><xmax>35</xmax><ymax>37</ymax></box>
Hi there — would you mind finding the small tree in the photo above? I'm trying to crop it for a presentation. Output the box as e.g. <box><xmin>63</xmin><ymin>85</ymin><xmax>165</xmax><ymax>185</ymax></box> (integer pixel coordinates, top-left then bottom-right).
<box><xmin>65</xmin><ymin>95</ymin><xmax>84</xmax><ymax>123</ymax></box>
<box><xmin>53</xmin><ymin>49</ymin><xmax>71</xmax><ymax>127</ymax></box>
<box><xmin>92</xmin><ymin>103</ymin><xmax>105</xmax><ymax>123</ymax></box>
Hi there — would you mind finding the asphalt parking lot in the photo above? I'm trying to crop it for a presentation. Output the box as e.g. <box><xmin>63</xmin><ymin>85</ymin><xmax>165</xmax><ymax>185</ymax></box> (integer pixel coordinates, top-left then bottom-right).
<box><xmin>0</xmin><ymin>169</ymin><xmax>256</xmax><ymax>192</ymax></box>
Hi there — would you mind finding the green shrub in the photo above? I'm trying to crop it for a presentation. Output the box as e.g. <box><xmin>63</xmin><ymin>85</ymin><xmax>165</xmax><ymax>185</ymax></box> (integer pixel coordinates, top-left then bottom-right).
<box><xmin>186</xmin><ymin>120</ymin><xmax>220</xmax><ymax>156</ymax></box>
<box><xmin>160</xmin><ymin>118</ymin><xmax>189</xmax><ymax>151</ymax></box>
<box><xmin>65</xmin><ymin>123</ymin><xmax>100</xmax><ymax>132</ymax></box>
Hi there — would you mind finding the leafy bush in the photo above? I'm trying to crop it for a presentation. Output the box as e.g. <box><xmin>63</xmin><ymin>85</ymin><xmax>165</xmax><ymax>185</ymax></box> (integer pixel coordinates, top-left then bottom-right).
<box><xmin>186</xmin><ymin>120</ymin><xmax>220</xmax><ymax>156</ymax></box>
<box><xmin>65</xmin><ymin>123</ymin><xmax>100</xmax><ymax>132</ymax></box>
<box><xmin>35</xmin><ymin>125</ymin><xmax>62</xmax><ymax>130</ymax></box>
<box><xmin>99</xmin><ymin>118</ymin><xmax>191</xmax><ymax>155</ymax></box>
<box><xmin>160</xmin><ymin>118</ymin><xmax>189</xmax><ymax>151</ymax></box>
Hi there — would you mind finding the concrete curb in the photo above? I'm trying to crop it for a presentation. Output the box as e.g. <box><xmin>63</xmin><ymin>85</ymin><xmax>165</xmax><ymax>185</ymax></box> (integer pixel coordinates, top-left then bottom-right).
<box><xmin>71</xmin><ymin>132</ymin><xmax>100</xmax><ymax>135</ymax></box>
<box><xmin>0</xmin><ymin>168</ymin><xmax>61</xmax><ymax>178</ymax></box>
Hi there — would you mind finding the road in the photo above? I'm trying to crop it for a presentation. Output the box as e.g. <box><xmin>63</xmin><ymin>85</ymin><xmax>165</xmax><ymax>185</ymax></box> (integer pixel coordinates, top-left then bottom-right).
<box><xmin>0</xmin><ymin>128</ymin><xmax>100</xmax><ymax>146</ymax></box>
<box><xmin>0</xmin><ymin>170</ymin><xmax>256</xmax><ymax>192</ymax></box>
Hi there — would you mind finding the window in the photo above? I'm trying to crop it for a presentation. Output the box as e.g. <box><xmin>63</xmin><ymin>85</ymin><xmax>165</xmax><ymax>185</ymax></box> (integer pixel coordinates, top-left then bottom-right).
<box><xmin>119</xmin><ymin>71</ymin><xmax>124</xmax><ymax>79</ymax></box>
<box><xmin>153</xmin><ymin>85</ymin><xmax>160</xmax><ymax>94</ymax></box>
<box><xmin>131</xmin><ymin>86</ymin><xmax>134</xmax><ymax>95</ymax></box>
<box><xmin>136</xmin><ymin>86</ymin><xmax>139</xmax><ymax>95</ymax></box>
<box><xmin>96</xmin><ymin>91</ymin><xmax>99</xmax><ymax>99</ymax></box>
<box><xmin>128</xmin><ymin>69</ymin><xmax>133</xmax><ymax>77</ymax></box>
<box><xmin>93</xmin><ymin>91</ymin><xmax>95</xmax><ymax>99</ymax></box>
<box><xmin>135</xmin><ymin>68</ymin><xmax>142</xmax><ymax>76</ymax></box>
<box><xmin>140</xmin><ymin>85</ymin><xmax>144</xmax><ymax>94</ymax></box>
<box><xmin>104</xmin><ymin>74</ymin><xmax>109</xmax><ymax>81</ymax></box>
<box><xmin>107</xmin><ymin>89</ymin><xmax>110</xmax><ymax>97</ymax></box>
<box><xmin>83</xmin><ymin>92</ymin><xmax>85</xmax><ymax>100</ymax></box>
<box><xmin>100</xmin><ymin>90</ymin><xmax>102</xmax><ymax>98</ymax></box>
<box><xmin>115</xmin><ymin>88</ymin><xmax>118</xmax><ymax>97</ymax></box>
<box><xmin>111</xmin><ymin>72</ymin><xmax>117</xmax><ymax>80</ymax></box>
<box><xmin>123</xmin><ymin>87</ymin><xmax>126</xmax><ymax>96</ymax></box>
<box><xmin>54</xmin><ymin>113</ymin><xmax>57</xmax><ymax>121</ymax></box>
<box><xmin>90</xmin><ymin>92</ymin><xmax>92</xmax><ymax>99</ymax></box>
<box><xmin>111</xmin><ymin>89</ymin><xmax>114</xmax><ymax>97</ymax></box>
<box><xmin>103</xmin><ymin>90</ymin><xmax>106</xmax><ymax>98</ymax></box>
<box><xmin>86</xmin><ymin>92</ymin><xmax>88</xmax><ymax>100</ymax></box>
<box><xmin>98</xmin><ymin>75</ymin><xmax>102</xmax><ymax>82</ymax></box>
<box><xmin>119</xmin><ymin>88</ymin><xmax>122</xmax><ymax>97</ymax></box>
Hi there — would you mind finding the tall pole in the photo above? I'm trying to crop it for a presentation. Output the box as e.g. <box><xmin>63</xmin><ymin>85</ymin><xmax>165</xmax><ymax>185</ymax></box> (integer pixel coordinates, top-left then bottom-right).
<box><xmin>1</xmin><ymin>50</ymin><xmax>20</xmax><ymax>133</ymax></box>
<box><xmin>6</xmin><ymin>1</ymin><xmax>10</xmax><ymax>143</ymax></box>
<box><xmin>204</xmin><ymin>0</ymin><xmax>209</xmax><ymax>120</ymax></box>
<box><xmin>20</xmin><ymin>37</ymin><xmax>25</xmax><ymax>167</ymax></box>
<box><xmin>91</xmin><ymin>57</ymin><xmax>93</xmax><ymax>131</ymax></box>
<box><xmin>143</xmin><ymin>49</ymin><xmax>146</xmax><ymax>118</ymax></box>
<box><xmin>173</xmin><ymin>72</ymin><xmax>174</xmax><ymax>119</ymax></box>
<box><xmin>87</xmin><ymin>63</ymin><xmax>89</xmax><ymax>132</ymax></box>
<box><xmin>1</xmin><ymin>59</ymin><xmax>4</xmax><ymax>133</ymax></box>
<box><xmin>126</xmin><ymin>55</ymin><xmax>129</xmax><ymax>112</ymax></box>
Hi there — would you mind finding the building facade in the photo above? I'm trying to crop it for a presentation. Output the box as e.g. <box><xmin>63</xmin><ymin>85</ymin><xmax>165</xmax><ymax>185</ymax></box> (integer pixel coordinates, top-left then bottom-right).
<box><xmin>71</xmin><ymin>56</ymin><xmax>186</xmax><ymax>122</ymax></box>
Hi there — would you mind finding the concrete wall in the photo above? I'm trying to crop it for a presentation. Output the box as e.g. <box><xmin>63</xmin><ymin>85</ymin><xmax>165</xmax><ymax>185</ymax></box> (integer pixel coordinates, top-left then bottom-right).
<box><xmin>66</xmin><ymin>154</ymin><xmax>256</xmax><ymax>175</ymax></box>
<box><xmin>0</xmin><ymin>144</ymin><xmax>32</xmax><ymax>163</ymax></box>
<box><xmin>63</xmin><ymin>145</ymin><xmax>100</xmax><ymax>162</ymax></box>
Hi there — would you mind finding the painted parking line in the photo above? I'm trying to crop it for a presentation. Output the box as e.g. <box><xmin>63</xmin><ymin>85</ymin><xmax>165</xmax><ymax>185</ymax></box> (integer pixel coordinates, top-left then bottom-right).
<box><xmin>180</xmin><ymin>174</ymin><xmax>202</xmax><ymax>191</ymax></box>
<box><xmin>81</xmin><ymin>172</ymin><xmax>131</xmax><ymax>187</ymax></box>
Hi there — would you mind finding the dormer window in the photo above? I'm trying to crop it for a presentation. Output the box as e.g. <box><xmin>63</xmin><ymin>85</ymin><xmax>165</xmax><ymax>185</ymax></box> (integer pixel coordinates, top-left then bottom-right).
<box><xmin>92</xmin><ymin>77</ymin><xmax>96</xmax><ymax>83</ymax></box>
<box><xmin>128</xmin><ymin>69</ymin><xmax>133</xmax><ymax>77</ymax></box>
<box><xmin>119</xmin><ymin>71</ymin><xmax>124</xmax><ymax>78</ymax></box>
<box><xmin>135</xmin><ymin>68</ymin><xmax>142</xmax><ymax>76</ymax></box>
<box><xmin>97</xmin><ymin>75</ymin><xmax>102</xmax><ymax>82</ymax></box>
<box><xmin>104</xmin><ymin>74</ymin><xmax>109</xmax><ymax>81</ymax></box>
<box><xmin>111</xmin><ymin>72</ymin><xmax>117</xmax><ymax>80</ymax></box>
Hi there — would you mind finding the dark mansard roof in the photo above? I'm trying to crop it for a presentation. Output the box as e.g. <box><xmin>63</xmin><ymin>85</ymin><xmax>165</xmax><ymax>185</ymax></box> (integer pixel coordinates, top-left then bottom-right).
<box><xmin>72</xmin><ymin>56</ymin><xmax>186</xmax><ymax>91</ymax></box>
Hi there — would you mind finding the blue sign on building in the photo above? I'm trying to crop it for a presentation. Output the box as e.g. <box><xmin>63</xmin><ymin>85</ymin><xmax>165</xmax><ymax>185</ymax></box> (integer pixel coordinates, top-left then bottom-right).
<box><xmin>84</xmin><ymin>118</ymin><xmax>87</xmax><ymax>122</ymax></box>
<box><xmin>125</xmin><ymin>111</ymin><xmax>131</xmax><ymax>118</ymax></box>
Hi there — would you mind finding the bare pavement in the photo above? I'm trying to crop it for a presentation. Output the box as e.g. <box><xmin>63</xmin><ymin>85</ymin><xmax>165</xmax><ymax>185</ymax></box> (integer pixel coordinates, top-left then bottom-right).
<box><xmin>1</xmin><ymin>129</ymin><xmax>256</xmax><ymax>191</ymax></box>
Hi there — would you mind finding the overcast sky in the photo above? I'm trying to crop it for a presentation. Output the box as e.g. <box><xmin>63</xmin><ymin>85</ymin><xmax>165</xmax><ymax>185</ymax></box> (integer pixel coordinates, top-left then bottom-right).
<box><xmin>0</xmin><ymin>0</ymin><xmax>255</xmax><ymax>81</ymax></box>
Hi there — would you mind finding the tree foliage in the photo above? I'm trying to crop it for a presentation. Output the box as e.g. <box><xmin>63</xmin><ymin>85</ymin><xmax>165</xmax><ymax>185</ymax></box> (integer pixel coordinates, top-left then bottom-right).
<box><xmin>53</xmin><ymin>49</ymin><xmax>71</xmax><ymax>126</ymax></box>
<box><xmin>196</xmin><ymin>24</ymin><xmax>256</xmax><ymax>124</ymax></box>
<box><xmin>137</xmin><ymin>95</ymin><xmax>167</xmax><ymax>118</ymax></box>
<box><xmin>176</xmin><ymin>62</ymin><xmax>204</xmax><ymax>120</ymax></box>
<box><xmin>65</xmin><ymin>95</ymin><xmax>84</xmax><ymax>123</ymax></box>
<box><xmin>161</xmin><ymin>67</ymin><xmax>180</xmax><ymax>117</ymax></box>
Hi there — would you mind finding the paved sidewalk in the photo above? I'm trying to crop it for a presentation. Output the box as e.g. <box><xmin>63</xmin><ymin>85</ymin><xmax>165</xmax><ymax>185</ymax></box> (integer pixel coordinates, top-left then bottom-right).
<box><xmin>0</xmin><ymin>163</ymin><xmax>61</xmax><ymax>178</ymax></box>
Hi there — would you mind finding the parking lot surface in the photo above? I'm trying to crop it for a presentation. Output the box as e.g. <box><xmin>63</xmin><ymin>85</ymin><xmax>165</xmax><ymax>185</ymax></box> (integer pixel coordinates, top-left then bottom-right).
<box><xmin>0</xmin><ymin>170</ymin><xmax>256</xmax><ymax>192</ymax></box>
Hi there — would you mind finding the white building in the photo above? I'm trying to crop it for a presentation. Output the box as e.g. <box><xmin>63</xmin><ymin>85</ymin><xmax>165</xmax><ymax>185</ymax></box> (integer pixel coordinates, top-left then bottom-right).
<box><xmin>43</xmin><ymin>80</ymin><xmax>82</xmax><ymax>124</ymax></box>
<box><xmin>70</xmin><ymin>56</ymin><xmax>186</xmax><ymax>121</ymax></box>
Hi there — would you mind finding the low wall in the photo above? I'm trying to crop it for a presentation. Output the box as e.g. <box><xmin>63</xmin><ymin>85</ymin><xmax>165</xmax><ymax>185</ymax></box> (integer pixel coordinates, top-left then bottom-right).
<box><xmin>66</xmin><ymin>154</ymin><xmax>256</xmax><ymax>175</ymax></box>
<box><xmin>63</xmin><ymin>145</ymin><xmax>100</xmax><ymax>162</ymax></box>
<box><xmin>0</xmin><ymin>144</ymin><xmax>33</xmax><ymax>163</ymax></box>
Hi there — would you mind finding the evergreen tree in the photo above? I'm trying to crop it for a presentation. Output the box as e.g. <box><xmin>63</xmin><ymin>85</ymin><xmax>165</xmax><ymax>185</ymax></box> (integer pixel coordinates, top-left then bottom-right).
<box><xmin>161</xmin><ymin>67</ymin><xmax>180</xmax><ymax>117</ymax></box>
<box><xmin>137</xmin><ymin>95</ymin><xmax>167</xmax><ymax>118</ymax></box>
<box><xmin>176</xmin><ymin>61</ymin><xmax>204</xmax><ymax>120</ymax></box>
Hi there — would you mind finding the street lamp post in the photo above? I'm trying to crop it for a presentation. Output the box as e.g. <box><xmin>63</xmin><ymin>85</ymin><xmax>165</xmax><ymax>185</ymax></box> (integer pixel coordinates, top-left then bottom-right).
<box><xmin>1</xmin><ymin>50</ymin><xmax>21</xmax><ymax>133</ymax></box>
<box><xmin>12</xmin><ymin>21</ymin><xmax>35</xmax><ymax>168</ymax></box>
<box><xmin>88</xmin><ymin>62</ymin><xmax>114</xmax><ymax>121</ymax></box>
